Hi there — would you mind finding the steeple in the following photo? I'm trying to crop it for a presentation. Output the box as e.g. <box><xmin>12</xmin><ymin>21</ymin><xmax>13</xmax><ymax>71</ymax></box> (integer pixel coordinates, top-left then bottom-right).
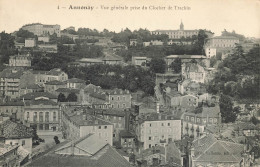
<box><xmin>180</xmin><ymin>20</ymin><xmax>184</xmax><ymax>30</ymax></box>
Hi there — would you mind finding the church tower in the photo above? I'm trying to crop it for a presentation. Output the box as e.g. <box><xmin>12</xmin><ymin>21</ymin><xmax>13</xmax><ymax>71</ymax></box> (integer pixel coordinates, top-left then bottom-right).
<box><xmin>180</xmin><ymin>20</ymin><xmax>184</xmax><ymax>30</ymax></box>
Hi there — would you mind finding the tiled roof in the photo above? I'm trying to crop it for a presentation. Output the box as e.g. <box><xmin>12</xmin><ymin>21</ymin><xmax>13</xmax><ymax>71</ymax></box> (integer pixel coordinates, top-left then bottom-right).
<box><xmin>47</xmin><ymin>68</ymin><xmax>64</xmax><ymax>76</ymax></box>
<box><xmin>56</xmin><ymin>88</ymin><xmax>80</xmax><ymax>94</ymax></box>
<box><xmin>105</xmin><ymin>88</ymin><xmax>130</xmax><ymax>95</ymax></box>
<box><xmin>234</xmin><ymin>122</ymin><xmax>257</xmax><ymax>130</ymax></box>
<box><xmin>210</xmin><ymin>36</ymin><xmax>239</xmax><ymax>40</ymax></box>
<box><xmin>185</xmin><ymin>105</ymin><xmax>220</xmax><ymax>118</ymax></box>
<box><xmin>64</xmin><ymin>108</ymin><xmax>112</xmax><ymax>126</ymax></box>
<box><xmin>192</xmin><ymin>134</ymin><xmax>244</xmax><ymax>163</ymax></box>
<box><xmin>0</xmin><ymin>120</ymin><xmax>33</xmax><ymax>139</ymax></box>
<box><xmin>166</xmin><ymin>55</ymin><xmax>206</xmax><ymax>59</ymax></box>
<box><xmin>0</xmin><ymin>143</ymin><xmax>18</xmax><ymax>156</ymax></box>
<box><xmin>45</xmin><ymin>80</ymin><xmax>65</xmax><ymax>85</ymax></box>
<box><xmin>25</xmin><ymin>99</ymin><xmax>58</xmax><ymax>106</ymax></box>
<box><xmin>92</xmin><ymin>109</ymin><xmax>126</xmax><ymax>117</ymax></box>
<box><xmin>20</xmin><ymin>92</ymin><xmax>57</xmax><ymax>100</ymax></box>
<box><xmin>79</xmin><ymin>58</ymin><xmax>103</xmax><ymax>63</ymax></box>
<box><xmin>137</xmin><ymin>145</ymin><xmax>165</xmax><ymax>159</ymax></box>
<box><xmin>89</xmin><ymin>92</ymin><xmax>107</xmax><ymax>100</ymax></box>
<box><xmin>29</xmin><ymin>139</ymin><xmax>131</xmax><ymax>167</ymax></box>
<box><xmin>66</xmin><ymin>78</ymin><xmax>85</xmax><ymax>83</ymax></box>
<box><xmin>20</xmin><ymin>83</ymin><xmax>42</xmax><ymax>89</ymax></box>
<box><xmin>0</xmin><ymin>100</ymin><xmax>24</xmax><ymax>106</ymax></box>
<box><xmin>6</xmin><ymin>70</ymin><xmax>24</xmax><ymax>79</ymax></box>
<box><xmin>138</xmin><ymin>113</ymin><xmax>179</xmax><ymax>124</ymax></box>
<box><xmin>119</xmin><ymin>130</ymin><xmax>135</xmax><ymax>138</ymax></box>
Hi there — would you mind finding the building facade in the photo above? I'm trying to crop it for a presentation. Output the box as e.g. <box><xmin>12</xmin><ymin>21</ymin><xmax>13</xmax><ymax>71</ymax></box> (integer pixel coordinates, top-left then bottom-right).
<box><xmin>24</xmin><ymin>97</ymin><xmax>60</xmax><ymax>131</ymax></box>
<box><xmin>9</xmin><ymin>54</ymin><xmax>31</xmax><ymax>67</ymax></box>
<box><xmin>135</xmin><ymin>113</ymin><xmax>181</xmax><ymax>150</ymax></box>
<box><xmin>22</xmin><ymin>23</ymin><xmax>61</xmax><ymax>37</ymax></box>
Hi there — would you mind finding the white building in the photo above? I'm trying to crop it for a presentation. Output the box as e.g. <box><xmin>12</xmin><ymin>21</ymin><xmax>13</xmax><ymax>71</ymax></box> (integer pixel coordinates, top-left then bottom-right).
<box><xmin>135</xmin><ymin>113</ymin><xmax>181</xmax><ymax>150</ymax></box>
<box><xmin>25</xmin><ymin>38</ymin><xmax>36</xmax><ymax>48</ymax></box>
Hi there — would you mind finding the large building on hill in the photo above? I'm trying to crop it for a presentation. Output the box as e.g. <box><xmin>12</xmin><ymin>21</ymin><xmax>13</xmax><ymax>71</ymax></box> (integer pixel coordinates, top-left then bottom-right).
<box><xmin>151</xmin><ymin>21</ymin><xmax>214</xmax><ymax>39</ymax></box>
<box><xmin>21</xmin><ymin>23</ymin><xmax>61</xmax><ymax>37</ymax></box>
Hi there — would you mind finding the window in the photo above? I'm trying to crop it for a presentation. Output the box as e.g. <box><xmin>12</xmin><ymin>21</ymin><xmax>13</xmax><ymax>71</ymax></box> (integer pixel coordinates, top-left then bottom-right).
<box><xmin>104</xmin><ymin>126</ymin><xmax>107</xmax><ymax>129</ymax></box>
<box><xmin>149</xmin><ymin>137</ymin><xmax>152</xmax><ymax>140</ymax></box>
<box><xmin>111</xmin><ymin>97</ymin><xmax>114</xmax><ymax>101</ymax></box>
<box><xmin>33</xmin><ymin>112</ymin><xmax>37</xmax><ymax>122</ymax></box>
<box><xmin>53</xmin><ymin>112</ymin><xmax>56</xmax><ymax>121</ymax></box>
<box><xmin>149</xmin><ymin>144</ymin><xmax>152</xmax><ymax>148</ymax></box>
<box><xmin>99</xmin><ymin>126</ymin><xmax>101</xmax><ymax>129</ymax></box>
<box><xmin>45</xmin><ymin>112</ymin><xmax>49</xmax><ymax>122</ymax></box>
<box><xmin>22</xmin><ymin>140</ymin><xmax>25</xmax><ymax>146</ymax></box>
<box><xmin>39</xmin><ymin>124</ymin><xmax>43</xmax><ymax>130</ymax></box>
<box><xmin>123</xmin><ymin>96</ymin><xmax>126</xmax><ymax>101</ymax></box>
<box><xmin>191</xmin><ymin>117</ymin><xmax>194</xmax><ymax>122</ymax></box>
<box><xmin>39</xmin><ymin>112</ymin><xmax>43</xmax><ymax>122</ymax></box>
<box><xmin>186</xmin><ymin>116</ymin><xmax>189</xmax><ymax>121</ymax></box>
<box><xmin>168</xmin><ymin>123</ymin><xmax>170</xmax><ymax>126</ymax></box>
<box><xmin>117</xmin><ymin>96</ymin><xmax>120</xmax><ymax>100</ymax></box>
<box><xmin>45</xmin><ymin>124</ymin><xmax>49</xmax><ymax>130</ymax></box>
<box><xmin>26</xmin><ymin>112</ymin><xmax>29</xmax><ymax>120</ymax></box>
<box><xmin>117</xmin><ymin>104</ymin><xmax>120</xmax><ymax>108</ymax></box>
<box><xmin>149</xmin><ymin>123</ymin><xmax>152</xmax><ymax>127</ymax></box>
<box><xmin>123</xmin><ymin>103</ymin><xmax>126</xmax><ymax>108</ymax></box>
<box><xmin>161</xmin><ymin>123</ymin><xmax>164</xmax><ymax>126</ymax></box>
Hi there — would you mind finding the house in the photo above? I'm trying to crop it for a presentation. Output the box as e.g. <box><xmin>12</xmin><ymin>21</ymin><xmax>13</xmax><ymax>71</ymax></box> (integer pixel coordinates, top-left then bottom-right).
<box><xmin>33</xmin><ymin>68</ymin><xmax>68</xmax><ymax>86</ymax></box>
<box><xmin>62</xmin><ymin>107</ymin><xmax>113</xmax><ymax>145</ymax></box>
<box><xmin>204</xmin><ymin>47</ymin><xmax>216</xmax><ymax>58</ymax></box>
<box><xmin>135</xmin><ymin>113</ymin><xmax>181</xmax><ymax>150</ymax></box>
<box><xmin>234</xmin><ymin>122</ymin><xmax>258</xmax><ymax>137</ymax></box>
<box><xmin>24</xmin><ymin>97</ymin><xmax>60</xmax><ymax>131</ymax></box>
<box><xmin>38</xmin><ymin>44</ymin><xmax>58</xmax><ymax>53</ymax></box>
<box><xmin>178</xmin><ymin>79</ymin><xmax>207</xmax><ymax>95</ymax></box>
<box><xmin>119</xmin><ymin>130</ymin><xmax>135</xmax><ymax>151</ymax></box>
<box><xmin>0</xmin><ymin>100</ymin><xmax>25</xmax><ymax>121</ymax></box>
<box><xmin>66</xmin><ymin>78</ymin><xmax>85</xmax><ymax>89</ymax></box>
<box><xmin>77</xmin><ymin>58</ymin><xmax>103</xmax><ymax>66</ymax></box>
<box><xmin>19</xmin><ymin>83</ymin><xmax>43</xmax><ymax>96</ymax></box>
<box><xmin>85</xmin><ymin>88</ymin><xmax>132</xmax><ymax>109</ymax></box>
<box><xmin>132</xmin><ymin>56</ymin><xmax>147</xmax><ymax>66</ymax></box>
<box><xmin>44</xmin><ymin>80</ymin><xmax>66</xmax><ymax>94</ymax></box>
<box><xmin>28</xmin><ymin>134</ymin><xmax>132</xmax><ymax>167</ymax></box>
<box><xmin>0</xmin><ymin>120</ymin><xmax>33</xmax><ymax>154</ymax></box>
<box><xmin>165</xmin><ymin>55</ymin><xmax>206</xmax><ymax>72</ymax></box>
<box><xmin>102</xmin><ymin>55</ymin><xmax>122</xmax><ymax>65</ymax></box>
<box><xmin>130</xmin><ymin>39</ymin><xmax>138</xmax><ymax>46</ymax></box>
<box><xmin>182</xmin><ymin>105</ymin><xmax>221</xmax><ymax>138</ymax></box>
<box><xmin>9</xmin><ymin>53</ymin><xmax>31</xmax><ymax>67</ymax></box>
<box><xmin>0</xmin><ymin>144</ymin><xmax>20</xmax><ymax>166</ymax></box>
<box><xmin>38</xmin><ymin>36</ymin><xmax>49</xmax><ymax>43</ymax></box>
<box><xmin>25</xmin><ymin>38</ymin><xmax>36</xmax><ymax>47</ymax></box>
<box><xmin>136</xmin><ymin>142</ymin><xmax>183</xmax><ymax>167</ymax></box>
<box><xmin>181</xmin><ymin>62</ymin><xmax>206</xmax><ymax>83</ymax></box>
<box><xmin>0</xmin><ymin>69</ymin><xmax>35</xmax><ymax>99</ymax></box>
<box><xmin>91</xmin><ymin>109</ymin><xmax>127</xmax><ymax>142</ymax></box>
<box><xmin>190</xmin><ymin>134</ymin><xmax>252</xmax><ymax>167</ymax></box>
<box><xmin>136</xmin><ymin>145</ymin><xmax>166</xmax><ymax>166</ymax></box>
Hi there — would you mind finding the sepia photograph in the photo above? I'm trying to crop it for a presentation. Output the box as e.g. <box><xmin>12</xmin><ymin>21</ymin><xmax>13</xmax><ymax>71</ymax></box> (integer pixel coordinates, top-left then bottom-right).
<box><xmin>0</xmin><ymin>0</ymin><xmax>259</xmax><ymax>166</ymax></box>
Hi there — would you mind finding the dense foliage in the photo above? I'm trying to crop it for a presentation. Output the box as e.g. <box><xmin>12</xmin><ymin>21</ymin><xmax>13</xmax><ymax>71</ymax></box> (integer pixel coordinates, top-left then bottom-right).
<box><xmin>207</xmin><ymin>45</ymin><xmax>260</xmax><ymax>99</ymax></box>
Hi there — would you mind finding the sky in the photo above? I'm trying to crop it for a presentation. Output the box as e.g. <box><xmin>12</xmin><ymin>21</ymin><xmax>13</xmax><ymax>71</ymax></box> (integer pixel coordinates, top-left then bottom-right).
<box><xmin>0</xmin><ymin>0</ymin><xmax>259</xmax><ymax>37</ymax></box>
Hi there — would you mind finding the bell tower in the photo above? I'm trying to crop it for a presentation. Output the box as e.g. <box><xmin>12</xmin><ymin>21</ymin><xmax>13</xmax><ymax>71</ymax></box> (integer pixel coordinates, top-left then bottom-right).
<box><xmin>180</xmin><ymin>20</ymin><xmax>184</xmax><ymax>30</ymax></box>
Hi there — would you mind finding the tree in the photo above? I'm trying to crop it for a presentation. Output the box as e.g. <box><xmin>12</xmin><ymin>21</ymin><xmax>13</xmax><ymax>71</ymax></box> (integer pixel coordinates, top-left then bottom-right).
<box><xmin>150</xmin><ymin>58</ymin><xmax>166</xmax><ymax>73</ymax></box>
<box><xmin>251</xmin><ymin>116</ymin><xmax>259</xmax><ymax>125</ymax></box>
<box><xmin>31</xmin><ymin>124</ymin><xmax>39</xmax><ymax>141</ymax></box>
<box><xmin>54</xmin><ymin>136</ymin><xmax>60</xmax><ymax>144</ymax></box>
<box><xmin>170</xmin><ymin>58</ymin><xmax>182</xmax><ymax>73</ymax></box>
<box><xmin>66</xmin><ymin>92</ymin><xmax>77</xmax><ymax>102</ymax></box>
<box><xmin>219</xmin><ymin>94</ymin><xmax>236</xmax><ymax>123</ymax></box>
<box><xmin>58</xmin><ymin>93</ymin><xmax>66</xmax><ymax>102</ymax></box>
